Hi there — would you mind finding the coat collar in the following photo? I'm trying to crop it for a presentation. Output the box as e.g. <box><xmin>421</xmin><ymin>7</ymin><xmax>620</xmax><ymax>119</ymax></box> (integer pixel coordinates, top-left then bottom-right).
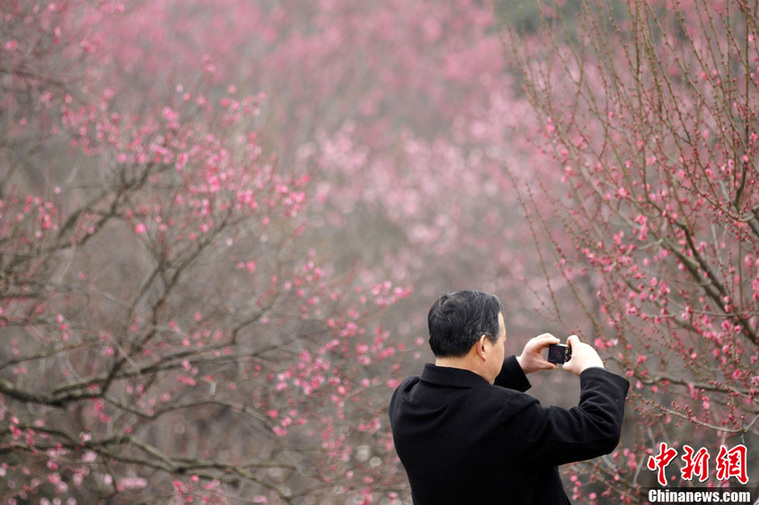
<box><xmin>420</xmin><ymin>363</ymin><xmax>490</xmax><ymax>388</ymax></box>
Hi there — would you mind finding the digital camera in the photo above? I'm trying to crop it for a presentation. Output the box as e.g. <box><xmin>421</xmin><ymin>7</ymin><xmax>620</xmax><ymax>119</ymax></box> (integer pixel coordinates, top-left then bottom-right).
<box><xmin>547</xmin><ymin>343</ymin><xmax>572</xmax><ymax>364</ymax></box>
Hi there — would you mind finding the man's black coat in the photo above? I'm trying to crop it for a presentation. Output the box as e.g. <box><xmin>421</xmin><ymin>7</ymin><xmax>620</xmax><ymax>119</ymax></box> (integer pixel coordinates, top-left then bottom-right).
<box><xmin>389</xmin><ymin>356</ymin><xmax>629</xmax><ymax>504</ymax></box>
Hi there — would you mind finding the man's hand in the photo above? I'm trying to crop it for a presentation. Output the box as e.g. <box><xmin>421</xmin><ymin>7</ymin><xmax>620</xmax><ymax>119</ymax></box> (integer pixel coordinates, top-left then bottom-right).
<box><xmin>562</xmin><ymin>335</ymin><xmax>605</xmax><ymax>376</ymax></box>
<box><xmin>517</xmin><ymin>333</ymin><xmax>560</xmax><ymax>374</ymax></box>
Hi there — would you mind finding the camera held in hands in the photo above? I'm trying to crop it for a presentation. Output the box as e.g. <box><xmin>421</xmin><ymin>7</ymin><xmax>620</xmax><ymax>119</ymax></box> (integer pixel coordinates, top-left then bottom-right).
<box><xmin>547</xmin><ymin>343</ymin><xmax>572</xmax><ymax>364</ymax></box>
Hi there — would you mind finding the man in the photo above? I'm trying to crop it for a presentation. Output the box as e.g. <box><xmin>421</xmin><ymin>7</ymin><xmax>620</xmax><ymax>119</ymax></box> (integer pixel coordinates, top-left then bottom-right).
<box><xmin>389</xmin><ymin>290</ymin><xmax>629</xmax><ymax>504</ymax></box>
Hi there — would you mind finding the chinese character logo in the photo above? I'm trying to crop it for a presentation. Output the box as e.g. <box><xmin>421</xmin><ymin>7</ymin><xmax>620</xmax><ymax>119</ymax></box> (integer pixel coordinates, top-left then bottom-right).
<box><xmin>647</xmin><ymin>442</ymin><xmax>748</xmax><ymax>487</ymax></box>
<box><xmin>647</xmin><ymin>442</ymin><xmax>678</xmax><ymax>486</ymax></box>
<box><xmin>681</xmin><ymin>445</ymin><xmax>710</xmax><ymax>482</ymax></box>
<box><xmin>715</xmin><ymin>445</ymin><xmax>748</xmax><ymax>485</ymax></box>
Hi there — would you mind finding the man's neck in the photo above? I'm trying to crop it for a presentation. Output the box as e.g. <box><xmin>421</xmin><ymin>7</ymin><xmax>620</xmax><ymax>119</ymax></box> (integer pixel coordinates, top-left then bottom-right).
<box><xmin>435</xmin><ymin>350</ymin><xmax>495</xmax><ymax>384</ymax></box>
<box><xmin>435</xmin><ymin>356</ymin><xmax>468</xmax><ymax>369</ymax></box>
<box><xmin>435</xmin><ymin>356</ymin><xmax>482</xmax><ymax>377</ymax></box>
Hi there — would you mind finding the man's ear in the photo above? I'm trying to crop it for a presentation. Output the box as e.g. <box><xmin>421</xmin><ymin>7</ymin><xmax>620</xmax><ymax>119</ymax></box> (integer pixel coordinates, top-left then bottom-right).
<box><xmin>477</xmin><ymin>334</ymin><xmax>489</xmax><ymax>361</ymax></box>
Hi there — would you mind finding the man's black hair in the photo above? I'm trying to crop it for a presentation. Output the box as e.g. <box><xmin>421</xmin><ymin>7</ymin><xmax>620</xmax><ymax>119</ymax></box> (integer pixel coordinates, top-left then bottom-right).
<box><xmin>427</xmin><ymin>290</ymin><xmax>504</xmax><ymax>358</ymax></box>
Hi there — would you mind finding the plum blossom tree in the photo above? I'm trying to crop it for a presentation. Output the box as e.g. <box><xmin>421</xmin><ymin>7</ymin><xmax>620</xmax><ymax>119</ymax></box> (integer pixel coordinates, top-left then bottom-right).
<box><xmin>1</xmin><ymin>1</ymin><xmax>414</xmax><ymax>504</ymax></box>
<box><xmin>8</xmin><ymin>0</ymin><xmax>711</xmax><ymax>502</ymax></box>
<box><xmin>498</xmin><ymin>0</ymin><xmax>759</xmax><ymax>501</ymax></box>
